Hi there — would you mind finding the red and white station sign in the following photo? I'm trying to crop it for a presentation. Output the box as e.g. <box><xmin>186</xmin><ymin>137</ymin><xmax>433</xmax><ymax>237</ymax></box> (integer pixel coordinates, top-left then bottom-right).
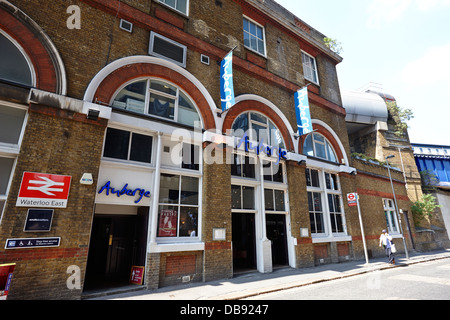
<box><xmin>347</xmin><ymin>193</ymin><xmax>358</xmax><ymax>207</ymax></box>
<box><xmin>16</xmin><ymin>172</ymin><xmax>72</xmax><ymax>208</ymax></box>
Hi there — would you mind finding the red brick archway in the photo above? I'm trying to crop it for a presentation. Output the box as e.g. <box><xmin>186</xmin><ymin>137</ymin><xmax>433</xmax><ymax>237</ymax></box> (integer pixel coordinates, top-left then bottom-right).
<box><xmin>92</xmin><ymin>63</ymin><xmax>216</xmax><ymax>130</ymax></box>
<box><xmin>222</xmin><ymin>99</ymin><xmax>294</xmax><ymax>152</ymax></box>
<box><xmin>0</xmin><ymin>5</ymin><xmax>60</xmax><ymax>93</ymax></box>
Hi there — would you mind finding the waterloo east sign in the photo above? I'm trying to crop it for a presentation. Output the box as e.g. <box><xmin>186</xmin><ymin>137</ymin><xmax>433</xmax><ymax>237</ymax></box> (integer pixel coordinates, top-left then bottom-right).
<box><xmin>16</xmin><ymin>172</ymin><xmax>72</xmax><ymax>208</ymax></box>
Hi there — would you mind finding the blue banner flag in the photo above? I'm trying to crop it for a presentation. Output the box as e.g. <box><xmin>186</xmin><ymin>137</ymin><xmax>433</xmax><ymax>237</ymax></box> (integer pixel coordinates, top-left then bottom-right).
<box><xmin>294</xmin><ymin>87</ymin><xmax>313</xmax><ymax>135</ymax></box>
<box><xmin>220</xmin><ymin>51</ymin><xmax>235</xmax><ymax>112</ymax></box>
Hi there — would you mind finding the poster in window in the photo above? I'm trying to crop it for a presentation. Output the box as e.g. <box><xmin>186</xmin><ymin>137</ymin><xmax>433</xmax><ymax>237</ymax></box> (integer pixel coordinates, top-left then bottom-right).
<box><xmin>158</xmin><ymin>209</ymin><xmax>177</xmax><ymax>237</ymax></box>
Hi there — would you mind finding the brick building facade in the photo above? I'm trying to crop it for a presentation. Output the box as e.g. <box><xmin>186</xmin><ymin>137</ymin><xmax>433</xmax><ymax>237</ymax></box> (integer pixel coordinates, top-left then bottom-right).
<box><xmin>0</xmin><ymin>0</ymin><xmax>414</xmax><ymax>299</ymax></box>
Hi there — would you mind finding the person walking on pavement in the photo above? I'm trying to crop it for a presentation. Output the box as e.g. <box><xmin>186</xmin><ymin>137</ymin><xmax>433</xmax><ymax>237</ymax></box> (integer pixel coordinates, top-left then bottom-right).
<box><xmin>379</xmin><ymin>229</ymin><xmax>395</xmax><ymax>265</ymax></box>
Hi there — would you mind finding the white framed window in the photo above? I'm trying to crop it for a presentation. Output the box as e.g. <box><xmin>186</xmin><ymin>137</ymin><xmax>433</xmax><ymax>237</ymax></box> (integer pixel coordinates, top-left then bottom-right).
<box><xmin>303</xmin><ymin>133</ymin><xmax>337</xmax><ymax>163</ymax></box>
<box><xmin>383</xmin><ymin>198</ymin><xmax>399</xmax><ymax>234</ymax></box>
<box><xmin>102</xmin><ymin>127</ymin><xmax>154</xmax><ymax>165</ymax></box>
<box><xmin>149</xmin><ymin>32</ymin><xmax>187</xmax><ymax>68</ymax></box>
<box><xmin>158</xmin><ymin>0</ymin><xmax>189</xmax><ymax>15</ymax></box>
<box><xmin>232</xmin><ymin>111</ymin><xmax>285</xmax><ymax>150</ymax></box>
<box><xmin>0</xmin><ymin>102</ymin><xmax>28</xmax><ymax>222</ymax></box>
<box><xmin>301</xmin><ymin>51</ymin><xmax>319</xmax><ymax>85</ymax></box>
<box><xmin>243</xmin><ymin>16</ymin><xmax>266</xmax><ymax>57</ymax></box>
<box><xmin>157</xmin><ymin>173</ymin><xmax>199</xmax><ymax>239</ymax></box>
<box><xmin>111</xmin><ymin>78</ymin><xmax>201</xmax><ymax>127</ymax></box>
<box><xmin>306</xmin><ymin>168</ymin><xmax>347</xmax><ymax>237</ymax></box>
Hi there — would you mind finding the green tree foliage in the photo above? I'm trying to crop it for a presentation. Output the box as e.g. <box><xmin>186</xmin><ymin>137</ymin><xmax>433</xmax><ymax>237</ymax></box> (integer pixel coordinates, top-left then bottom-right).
<box><xmin>385</xmin><ymin>100</ymin><xmax>414</xmax><ymax>137</ymax></box>
<box><xmin>411</xmin><ymin>194</ymin><xmax>441</xmax><ymax>226</ymax></box>
<box><xmin>323</xmin><ymin>37</ymin><xmax>343</xmax><ymax>55</ymax></box>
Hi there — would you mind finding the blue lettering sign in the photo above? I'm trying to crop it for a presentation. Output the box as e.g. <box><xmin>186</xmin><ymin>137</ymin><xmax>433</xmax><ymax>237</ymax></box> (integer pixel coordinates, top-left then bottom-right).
<box><xmin>220</xmin><ymin>51</ymin><xmax>235</xmax><ymax>112</ymax></box>
<box><xmin>295</xmin><ymin>87</ymin><xmax>313</xmax><ymax>135</ymax></box>
<box><xmin>236</xmin><ymin>133</ymin><xmax>287</xmax><ymax>165</ymax></box>
<box><xmin>98</xmin><ymin>181</ymin><xmax>151</xmax><ymax>204</ymax></box>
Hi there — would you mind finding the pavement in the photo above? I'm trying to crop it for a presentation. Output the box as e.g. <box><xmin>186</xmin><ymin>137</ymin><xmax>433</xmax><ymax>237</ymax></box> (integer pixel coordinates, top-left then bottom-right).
<box><xmin>86</xmin><ymin>249</ymin><xmax>450</xmax><ymax>300</ymax></box>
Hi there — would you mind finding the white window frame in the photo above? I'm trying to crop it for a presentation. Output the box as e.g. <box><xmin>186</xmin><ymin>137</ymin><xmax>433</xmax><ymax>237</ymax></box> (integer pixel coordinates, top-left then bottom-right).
<box><xmin>301</xmin><ymin>51</ymin><xmax>319</xmax><ymax>85</ymax></box>
<box><xmin>383</xmin><ymin>198</ymin><xmax>400</xmax><ymax>235</ymax></box>
<box><xmin>101</xmin><ymin>125</ymin><xmax>155</xmax><ymax>167</ymax></box>
<box><xmin>110</xmin><ymin>77</ymin><xmax>202</xmax><ymax>128</ymax></box>
<box><xmin>243</xmin><ymin>16</ymin><xmax>267</xmax><ymax>58</ymax></box>
<box><xmin>0</xmin><ymin>101</ymin><xmax>28</xmax><ymax>223</ymax></box>
<box><xmin>156</xmin><ymin>172</ymin><xmax>201</xmax><ymax>241</ymax></box>
<box><xmin>157</xmin><ymin>0</ymin><xmax>189</xmax><ymax>16</ymax></box>
<box><xmin>303</xmin><ymin>133</ymin><xmax>338</xmax><ymax>163</ymax></box>
<box><xmin>306</xmin><ymin>167</ymin><xmax>348</xmax><ymax>241</ymax></box>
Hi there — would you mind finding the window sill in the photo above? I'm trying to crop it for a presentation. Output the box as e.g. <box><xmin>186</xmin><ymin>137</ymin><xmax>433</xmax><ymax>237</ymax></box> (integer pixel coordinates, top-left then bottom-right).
<box><xmin>149</xmin><ymin>241</ymin><xmax>204</xmax><ymax>253</ymax></box>
<box><xmin>312</xmin><ymin>235</ymin><xmax>352</xmax><ymax>243</ymax></box>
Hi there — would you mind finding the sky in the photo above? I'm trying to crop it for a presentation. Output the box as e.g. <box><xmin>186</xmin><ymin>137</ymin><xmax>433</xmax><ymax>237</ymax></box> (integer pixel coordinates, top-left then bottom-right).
<box><xmin>275</xmin><ymin>0</ymin><xmax>450</xmax><ymax>146</ymax></box>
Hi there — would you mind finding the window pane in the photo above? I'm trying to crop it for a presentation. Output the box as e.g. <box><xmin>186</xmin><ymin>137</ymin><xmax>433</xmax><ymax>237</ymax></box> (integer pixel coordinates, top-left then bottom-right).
<box><xmin>272</xmin><ymin>163</ymin><xmax>283</xmax><ymax>182</ymax></box>
<box><xmin>328</xmin><ymin>194</ymin><xmax>334</xmax><ymax>212</ymax></box>
<box><xmin>243</xmin><ymin>156</ymin><xmax>255</xmax><ymax>178</ymax></box>
<box><xmin>307</xmin><ymin>192</ymin><xmax>313</xmax><ymax>212</ymax></box>
<box><xmin>0</xmin><ymin>33</ymin><xmax>32</xmax><ymax>86</ymax></box>
<box><xmin>250</xmin><ymin>112</ymin><xmax>266</xmax><ymax>124</ymax></box>
<box><xmin>315</xmin><ymin>141</ymin><xmax>326</xmax><ymax>159</ymax></box>
<box><xmin>326</xmin><ymin>142</ymin><xmax>337</xmax><ymax>162</ymax></box>
<box><xmin>231</xmin><ymin>154</ymin><xmax>242</xmax><ymax>177</ymax></box>
<box><xmin>252</xmin><ymin>123</ymin><xmax>268</xmax><ymax>143</ymax></box>
<box><xmin>303</xmin><ymin>134</ymin><xmax>314</xmax><ymax>156</ymax></box>
<box><xmin>103</xmin><ymin>128</ymin><xmax>130</xmax><ymax>160</ymax></box>
<box><xmin>0</xmin><ymin>105</ymin><xmax>26</xmax><ymax>145</ymax></box>
<box><xmin>159</xmin><ymin>174</ymin><xmax>180</xmax><ymax>204</ymax></box>
<box><xmin>0</xmin><ymin>157</ymin><xmax>15</xmax><ymax>194</ymax></box>
<box><xmin>149</xmin><ymin>93</ymin><xmax>175</xmax><ymax>119</ymax></box>
<box><xmin>182</xmin><ymin>144</ymin><xmax>199</xmax><ymax>171</ymax></box>
<box><xmin>243</xmin><ymin>32</ymin><xmax>250</xmax><ymax>48</ymax></box>
<box><xmin>130</xmin><ymin>133</ymin><xmax>152</xmax><ymax>163</ymax></box>
<box><xmin>263</xmin><ymin>160</ymin><xmax>272</xmax><ymax>181</ymax></box>
<box><xmin>157</xmin><ymin>206</ymin><xmax>178</xmax><ymax>237</ymax></box>
<box><xmin>242</xmin><ymin>186</ymin><xmax>255</xmax><ymax>210</ymax></box>
<box><xmin>257</xmin><ymin>39</ymin><xmax>265</xmax><ymax>55</ymax></box>
<box><xmin>150</xmin><ymin>79</ymin><xmax>177</xmax><ymax>96</ymax></box>
<box><xmin>178</xmin><ymin>91</ymin><xmax>200</xmax><ymax>127</ymax></box>
<box><xmin>112</xmin><ymin>80</ymin><xmax>146</xmax><ymax>112</ymax></box>
<box><xmin>232</xmin><ymin>113</ymin><xmax>249</xmax><ymax>137</ymax></box>
<box><xmin>313</xmin><ymin>192</ymin><xmax>322</xmax><ymax>211</ymax></box>
<box><xmin>274</xmin><ymin>190</ymin><xmax>285</xmax><ymax>211</ymax></box>
<box><xmin>180</xmin><ymin>176</ymin><xmax>199</xmax><ymax>205</ymax></box>
<box><xmin>264</xmin><ymin>189</ymin><xmax>274</xmax><ymax>211</ymax></box>
<box><xmin>325</xmin><ymin>173</ymin><xmax>339</xmax><ymax>190</ymax></box>
<box><xmin>311</xmin><ymin>169</ymin><xmax>320</xmax><ymax>188</ymax></box>
<box><xmin>269</xmin><ymin>121</ymin><xmax>284</xmax><ymax>149</ymax></box>
<box><xmin>175</xmin><ymin>0</ymin><xmax>188</xmax><ymax>14</ymax></box>
<box><xmin>231</xmin><ymin>185</ymin><xmax>241</xmax><ymax>209</ymax></box>
<box><xmin>179</xmin><ymin>207</ymin><xmax>198</xmax><ymax>237</ymax></box>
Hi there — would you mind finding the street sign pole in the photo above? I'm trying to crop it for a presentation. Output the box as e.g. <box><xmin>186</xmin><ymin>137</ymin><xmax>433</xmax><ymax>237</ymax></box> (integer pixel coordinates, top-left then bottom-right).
<box><xmin>356</xmin><ymin>194</ymin><xmax>370</xmax><ymax>264</ymax></box>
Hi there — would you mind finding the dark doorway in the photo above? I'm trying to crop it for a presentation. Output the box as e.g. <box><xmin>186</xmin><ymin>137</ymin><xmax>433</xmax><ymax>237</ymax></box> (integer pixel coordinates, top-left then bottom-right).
<box><xmin>232</xmin><ymin>212</ymin><xmax>257</xmax><ymax>272</ymax></box>
<box><xmin>84</xmin><ymin>211</ymin><xmax>148</xmax><ymax>291</ymax></box>
<box><xmin>266</xmin><ymin>214</ymin><xmax>288</xmax><ymax>267</ymax></box>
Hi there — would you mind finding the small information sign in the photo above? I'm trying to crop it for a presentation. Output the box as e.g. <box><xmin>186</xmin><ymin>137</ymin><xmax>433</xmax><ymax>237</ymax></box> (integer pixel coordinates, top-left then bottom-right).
<box><xmin>5</xmin><ymin>237</ymin><xmax>61</xmax><ymax>249</ymax></box>
<box><xmin>130</xmin><ymin>266</ymin><xmax>145</xmax><ymax>285</ymax></box>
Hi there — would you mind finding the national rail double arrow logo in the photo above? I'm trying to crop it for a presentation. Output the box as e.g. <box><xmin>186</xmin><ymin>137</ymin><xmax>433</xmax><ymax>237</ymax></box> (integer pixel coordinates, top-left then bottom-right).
<box><xmin>16</xmin><ymin>172</ymin><xmax>72</xmax><ymax>208</ymax></box>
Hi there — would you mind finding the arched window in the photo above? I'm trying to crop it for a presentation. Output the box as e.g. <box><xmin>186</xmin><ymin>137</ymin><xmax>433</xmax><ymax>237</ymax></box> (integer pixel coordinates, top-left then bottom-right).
<box><xmin>303</xmin><ymin>133</ymin><xmax>337</xmax><ymax>163</ymax></box>
<box><xmin>111</xmin><ymin>78</ymin><xmax>201</xmax><ymax>127</ymax></box>
<box><xmin>231</xmin><ymin>111</ymin><xmax>285</xmax><ymax>149</ymax></box>
<box><xmin>0</xmin><ymin>32</ymin><xmax>33</xmax><ymax>86</ymax></box>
